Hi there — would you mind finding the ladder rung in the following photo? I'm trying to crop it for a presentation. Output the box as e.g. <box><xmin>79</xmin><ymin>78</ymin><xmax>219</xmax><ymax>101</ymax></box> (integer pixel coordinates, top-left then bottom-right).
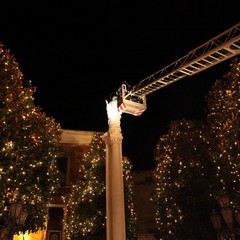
<box><xmin>179</xmin><ymin>69</ymin><xmax>192</xmax><ymax>75</ymax></box>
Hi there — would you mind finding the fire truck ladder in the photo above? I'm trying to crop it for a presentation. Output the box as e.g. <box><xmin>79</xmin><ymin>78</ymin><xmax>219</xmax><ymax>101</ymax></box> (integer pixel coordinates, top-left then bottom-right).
<box><xmin>126</xmin><ymin>22</ymin><xmax>240</xmax><ymax>99</ymax></box>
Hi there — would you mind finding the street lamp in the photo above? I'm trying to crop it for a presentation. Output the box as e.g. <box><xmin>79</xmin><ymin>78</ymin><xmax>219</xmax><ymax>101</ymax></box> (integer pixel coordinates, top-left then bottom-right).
<box><xmin>0</xmin><ymin>197</ymin><xmax>28</xmax><ymax>240</ymax></box>
<box><xmin>211</xmin><ymin>209</ymin><xmax>221</xmax><ymax>240</ymax></box>
<box><xmin>211</xmin><ymin>194</ymin><xmax>240</xmax><ymax>240</ymax></box>
<box><xmin>10</xmin><ymin>200</ymin><xmax>28</xmax><ymax>227</ymax></box>
<box><xmin>0</xmin><ymin>166</ymin><xmax>27</xmax><ymax>240</ymax></box>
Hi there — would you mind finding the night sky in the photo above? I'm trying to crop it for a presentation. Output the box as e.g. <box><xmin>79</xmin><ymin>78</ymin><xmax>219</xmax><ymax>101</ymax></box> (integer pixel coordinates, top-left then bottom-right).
<box><xmin>0</xmin><ymin>1</ymin><xmax>239</xmax><ymax>170</ymax></box>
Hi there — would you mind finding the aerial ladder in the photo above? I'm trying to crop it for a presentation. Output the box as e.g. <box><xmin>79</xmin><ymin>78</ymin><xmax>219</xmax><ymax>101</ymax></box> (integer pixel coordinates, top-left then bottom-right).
<box><xmin>103</xmin><ymin>23</ymin><xmax>240</xmax><ymax>240</ymax></box>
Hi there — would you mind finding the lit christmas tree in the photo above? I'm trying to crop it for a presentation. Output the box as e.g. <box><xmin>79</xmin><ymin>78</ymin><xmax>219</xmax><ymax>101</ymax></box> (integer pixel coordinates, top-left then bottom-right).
<box><xmin>206</xmin><ymin>57</ymin><xmax>240</xmax><ymax>205</ymax></box>
<box><xmin>153</xmin><ymin>57</ymin><xmax>240</xmax><ymax>239</ymax></box>
<box><xmin>0</xmin><ymin>43</ymin><xmax>62</xmax><ymax>233</ymax></box>
<box><xmin>153</xmin><ymin>119</ymin><xmax>216</xmax><ymax>240</ymax></box>
<box><xmin>63</xmin><ymin>132</ymin><xmax>137</xmax><ymax>239</ymax></box>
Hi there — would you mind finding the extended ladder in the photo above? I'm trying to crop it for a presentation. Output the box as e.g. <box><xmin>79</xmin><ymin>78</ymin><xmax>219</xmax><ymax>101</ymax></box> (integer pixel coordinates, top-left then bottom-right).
<box><xmin>127</xmin><ymin>23</ymin><xmax>240</xmax><ymax>99</ymax></box>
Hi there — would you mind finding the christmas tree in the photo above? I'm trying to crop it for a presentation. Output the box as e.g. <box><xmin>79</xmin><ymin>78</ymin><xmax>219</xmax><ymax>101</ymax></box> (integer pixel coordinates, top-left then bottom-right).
<box><xmin>0</xmin><ymin>43</ymin><xmax>62</xmax><ymax>233</ymax></box>
<box><xmin>153</xmin><ymin>119</ymin><xmax>216</xmax><ymax>239</ymax></box>
<box><xmin>63</xmin><ymin>132</ymin><xmax>137</xmax><ymax>239</ymax></box>
<box><xmin>153</xmin><ymin>57</ymin><xmax>240</xmax><ymax>239</ymax></box>
<box><xmin>206</xmin><ymin>57</ymin><xmax>240</xmax><ymax>205</ymax></box>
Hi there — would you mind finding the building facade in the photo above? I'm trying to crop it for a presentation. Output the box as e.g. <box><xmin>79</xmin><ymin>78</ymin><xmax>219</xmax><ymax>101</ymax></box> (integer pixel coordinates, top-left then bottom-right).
<box><xmin>13</xmin><ymin>129</ymin><xmax>158</xmax><ymax>240</ymax></box>
<box><xmin>133</xmin><ymin>171</ymin><xmax>158</xmax><ymax>240</ymax></box>
<box><xmin>47</xmin><ymin>129</ymin><xmax>95</xmax><ymax>240</ymax></box>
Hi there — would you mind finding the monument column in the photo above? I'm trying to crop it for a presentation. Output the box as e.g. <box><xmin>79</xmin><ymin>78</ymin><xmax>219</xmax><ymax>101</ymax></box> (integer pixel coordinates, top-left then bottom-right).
<box><xmin>103</xmin><ymin>97</ymin><xmax>126</xmax><ymax>240</ymax></box>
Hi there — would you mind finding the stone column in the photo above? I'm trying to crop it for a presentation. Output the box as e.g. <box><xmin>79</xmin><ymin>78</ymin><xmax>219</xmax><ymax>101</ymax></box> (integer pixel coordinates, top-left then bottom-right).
<box><xmin>103</xmin><ymin>97</ymin><xmax>126</xmax><ymax>240</ymax></box>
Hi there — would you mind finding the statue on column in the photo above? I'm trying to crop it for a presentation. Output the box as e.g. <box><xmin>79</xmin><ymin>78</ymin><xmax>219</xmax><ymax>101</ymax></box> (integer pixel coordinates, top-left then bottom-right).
<box><xmin>105</xmin><ymin>96</ymin><xmax>121</xmax><ymax>127</ymax></box>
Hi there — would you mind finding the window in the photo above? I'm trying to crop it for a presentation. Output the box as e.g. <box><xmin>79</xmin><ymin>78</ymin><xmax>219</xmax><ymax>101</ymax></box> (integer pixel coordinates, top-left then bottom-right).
<box><xmin>47</xmin><ymin>207</ymin><xmax>64</xmax><ymax>231</ymax></box>
<box><xmin>56</xmin><ymin>157</ymin><xmax>68</xmax><ymax>186</ymax></box>
<box><xmin>145</xmin><ymin>176</ymin><xmax>153</xmax><ymax>183</ymax></box>
<box><xmin>48</xmin><ymin>231</ymin><xmax>61</xmax><ymax>240</ymax></box>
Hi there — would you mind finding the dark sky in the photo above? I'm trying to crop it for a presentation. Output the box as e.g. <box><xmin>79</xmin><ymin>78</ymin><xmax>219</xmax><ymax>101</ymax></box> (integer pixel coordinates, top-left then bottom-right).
<box><xmin>0</xmin><ymin>1</ymin><xmax>239</xmax><ymax>170</ymax></box>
